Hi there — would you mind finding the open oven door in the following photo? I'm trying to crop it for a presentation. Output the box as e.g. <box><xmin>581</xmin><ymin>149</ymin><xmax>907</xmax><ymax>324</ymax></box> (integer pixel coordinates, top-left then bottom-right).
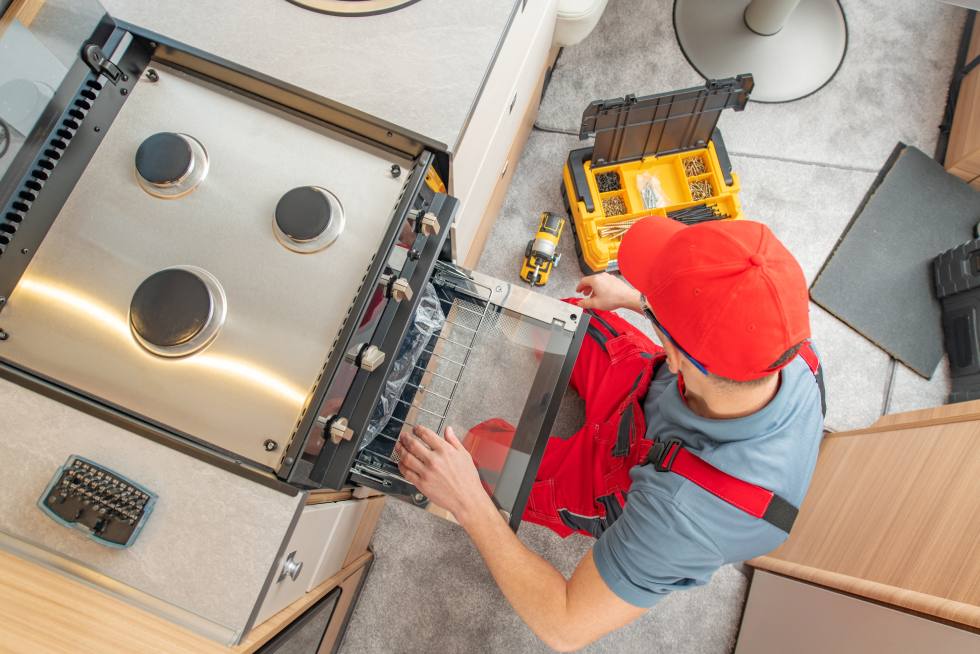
<box><xmin>348</xmin><ymin>262</ymin><xmax>588</xmax><ymax>529</ymax></box>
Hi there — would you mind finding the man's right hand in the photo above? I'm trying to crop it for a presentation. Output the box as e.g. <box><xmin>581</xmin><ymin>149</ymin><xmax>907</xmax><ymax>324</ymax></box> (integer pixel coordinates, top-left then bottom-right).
<box><xmin>576</xmin><ymin>273</ymin><xmax>644</xmax><ymax>313</ymax></box>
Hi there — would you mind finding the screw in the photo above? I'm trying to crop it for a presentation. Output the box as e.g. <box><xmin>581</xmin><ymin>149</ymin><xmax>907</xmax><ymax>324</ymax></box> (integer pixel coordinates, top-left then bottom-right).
<box><xmin>282</xmin><ymin>456</ymin><xmax>294</xmax><ymax>467</ymax></box>
<box><xmin>120</xmin><ymin>88</ymin><xmax>128</xmax><ymax>95</ymax></box>
<box><xmin>496</xmin><ymin>285</ymin><xmax>504</xmax><ymax>293</ymax></box>
<box><xmin>93</xmin><ymin>126</ymin><xmax>101</xmax><ymax>132</ymax></box>
<box><xmin>413</xmin><ymin>493</ymin><xmax>425</xmax><ymax>504</ymax></box>
<box><xmin>386</xmin><ymin>131</ymin><xmax>393</xmax><ymax>138</ymax></box>
<box><xmin>570</xmin><ymin>313</ymin><xmax>577</xmax><ymax>321</ymax></box>
<box><xmin>390</xmin><ymin>164</ymin><xmax>401</xmax><ymax>178</ymax></box>
<box><xmin>121</xmin><ymin>73</ymin><xmax>129</xmax><ymax>82</ymax></box>
<box><xmin>407</xmin><ymin>249</ymin><xmax>420</xmax><ymax>261</ymax></box>
<box><xmin>263</xmin><ymin>439</ymin><xmax>278</xmax><ymax>452</ymax></box>
<box><xmin>20</xmin><ymin>248</ymin><xmax>28</xmax><ymax>254</ymax></box>
<box><xmin>145</xmin><ymin>69</ymin><xmax>159</xmax><ymax>83</ymax></box>
<box><xmin>0</xmin><ymin>296</ymin><xmax>5</xmax><ymax>306</ymax></box>
<box><xmin>0</xmin><ymin>330</ymin><xmax>8</xmax><ymax>341</ymax></box>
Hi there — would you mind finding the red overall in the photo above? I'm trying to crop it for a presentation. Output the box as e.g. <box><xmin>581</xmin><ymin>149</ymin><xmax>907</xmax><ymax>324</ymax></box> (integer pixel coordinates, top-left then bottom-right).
<box><xmin>463</xmin><ymin>300</ymin><xmax>825</xmax><ymax>539</ymax></box>
<box><xmin>464</xmin><ymin>300</ymin><xmax>666</xmax><ymax>538</ymax></box>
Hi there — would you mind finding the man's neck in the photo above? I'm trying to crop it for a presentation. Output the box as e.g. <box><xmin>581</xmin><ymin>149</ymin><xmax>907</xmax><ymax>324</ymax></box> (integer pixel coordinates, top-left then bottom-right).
<box><xmin>683</xmin><ymin>373</ymin><xmax>781</xmax><ymax>420</ymax></box>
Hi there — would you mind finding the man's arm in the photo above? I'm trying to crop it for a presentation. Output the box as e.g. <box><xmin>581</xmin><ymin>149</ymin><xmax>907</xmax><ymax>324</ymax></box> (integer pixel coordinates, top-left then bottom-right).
<box><xmin>395</xmin><ymin>427</ymin><xmax>646</xmax><ymax>652</ymax></box>
<box><xmin>576</xmin><ymin>273</ymin><xmax>643</xmax><ymax>313</ymax></box>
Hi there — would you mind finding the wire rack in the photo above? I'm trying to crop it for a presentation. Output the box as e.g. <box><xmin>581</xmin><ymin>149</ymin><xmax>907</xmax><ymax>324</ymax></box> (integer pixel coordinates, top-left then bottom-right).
<box><xmin>359</xmin><ymin>265</ymin><xmax>494</xmax><ymax>471</ymax></box>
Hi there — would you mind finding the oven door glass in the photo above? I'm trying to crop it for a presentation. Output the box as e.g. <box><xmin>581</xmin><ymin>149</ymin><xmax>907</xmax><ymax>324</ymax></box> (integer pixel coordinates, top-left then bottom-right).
<box><xmin>351</xmin><ymin>262</ymin><xmax>588</xmax><ymax>529</ymax></box>
<box><xmin>0</xmin><ymin>0</ymin><xmax>107</xmax><ymax>185</ymax></box>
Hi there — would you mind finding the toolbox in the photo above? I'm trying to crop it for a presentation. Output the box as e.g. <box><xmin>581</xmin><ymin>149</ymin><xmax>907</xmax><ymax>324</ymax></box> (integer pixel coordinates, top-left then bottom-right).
<box><xmin>561</xmin><ymin>75</ymin><xmax>754</xmax><ymax>274</ymax></box>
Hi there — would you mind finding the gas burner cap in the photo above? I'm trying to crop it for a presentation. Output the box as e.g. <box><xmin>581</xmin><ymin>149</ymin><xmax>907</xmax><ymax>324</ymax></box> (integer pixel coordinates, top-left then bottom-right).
<box><xmin>129</xmin><ymin>266</ymin><xmax>226</xmax><ymax>357</ymax></box>
<box><xmin>274</xmin><ymin>186</ymin><xmax>345</xmax><ymax>253</ymax></box>
<box><xmin>134</xmin><ymin>132</ymin><xmax>209</xmax><ymax>199</ymax></box>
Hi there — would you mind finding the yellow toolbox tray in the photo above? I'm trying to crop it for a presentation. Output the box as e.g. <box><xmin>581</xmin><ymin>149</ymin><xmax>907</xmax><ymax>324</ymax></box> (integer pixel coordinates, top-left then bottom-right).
<box><xmin>561</xmin><ymin>76</ymin><xmax>754</xmax><ymax>274</ymax></box>
<box><xmin>563</xmin><ymin>141</ymin><xmax>743</xmax><ymax>274</ymax></box>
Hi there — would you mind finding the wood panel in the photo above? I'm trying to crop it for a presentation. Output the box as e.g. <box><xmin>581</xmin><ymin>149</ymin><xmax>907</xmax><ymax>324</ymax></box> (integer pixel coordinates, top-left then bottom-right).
<box><xmin>946</xmin><ymin>14</ymin><xmax>980</xmax><ymax>183</ymax></box>
<box><xmin>875</xmin><ymin>398</ymin><xmax>980</xmax><ymax>429</ymax></box>
<box><xmin>0</xmin><ymin>0</ymin><xmax>45</xmax><ymax>35</ymax></box>
<box><xmin>0</xmin><ymin>547</ymin><xmax>371</xmax><ymax>653</ymax></box>
<box><xmin>751</xmin><ymin>408</ymin><xmax>980</xmax><ymax>628</ymax></box>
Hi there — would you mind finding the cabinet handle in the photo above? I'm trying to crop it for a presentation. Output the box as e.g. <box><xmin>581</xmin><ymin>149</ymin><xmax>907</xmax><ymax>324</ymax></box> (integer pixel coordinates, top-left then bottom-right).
<box><xmin>508</xmin><ymin>92</ymin><xmax>518</xmax><ymax>115</ymax></box>
<box><xmin>277</xmin><ymin>551</ymin><xmax>303</xmax><ymax>583</ymax></box>
<box><xmin>500</xmin><ymin>160</ymin><xmax>509</xmax><ymax>178</ymax></box>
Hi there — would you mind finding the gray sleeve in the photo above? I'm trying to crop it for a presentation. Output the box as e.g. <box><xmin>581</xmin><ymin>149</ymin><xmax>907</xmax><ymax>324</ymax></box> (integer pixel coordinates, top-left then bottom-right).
<box><xmin>592</xmin><ymin>488</ymin><xmax>724</xmax><ymax>608</ymax></box>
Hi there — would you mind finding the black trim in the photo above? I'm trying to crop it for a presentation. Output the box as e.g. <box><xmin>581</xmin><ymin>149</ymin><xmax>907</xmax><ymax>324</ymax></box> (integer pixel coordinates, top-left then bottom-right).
<box><xmin>672</xmin><ymin>0</ymin><xmax>848</xmax><ymax>105</ymax></box>
<box><xmin>585</xmin><ymin>309</ymin><xmax>620</xmax><ymax>338</ymax></box>
<box><xmin>0</xmin><ymin>20</ymin><xmax>134</xmax><ymax>304</ymax></box>
<box><xmin>761</xmin><ymin>493</ymin><xmax>798</xmax><ymax>534</ymax></box>
<box><xmin>613</xmin><ymin>403</ymin><xmax>633</xmax><ymax>457</ymax></box>
<box><xmin>255</xmin><ymin>587</ymin><xmax>342</xmax><ymax>653</ymax></box>
<box><xmin>328</xmin><ymin>554</ymin><xmax>374</xmax><ymax>654</ymax></box>
<box><xmin>567</xmin><ymin>147</ymin><xmax>595</xmax><ymax>213</ymax></box>
<box><xmin>585</xmin><ymin>324</ymin><xmax>608</xmax><ymax>350</ymax></box>
<box><xmin>558</xmin><ymin>509</ymin><xmax>604</xmax><ymax>539</ymax></box>
<box><xmin>814</xmin><ymin>363</ymin><xmax>827</xmax><ymax>417</ymax></box>
<box><xmin>507</xmin><ymin>314</ymin><xmax>590</xmax><ymax>530</ymax></box>
<box><xmin>284</xmin><ymin>0</ymin><xmax>422</xmax><ymax>17</ymax></box>
<box><xmin>301</xmin><ymin>175</ymin><xmax>456</xmax><ymax>488</ymax></box>
<box><xmin>711</xmin><ymin>128</ymin><xmax>734</xmax><ymax>187</ymax></box>
<box><xmin>597</xmin><ymin>493</ymin><xmax>624</xmax><ymax>525</ymax></box>
<box><xmin>937</xmin><ymin>11</ymin><xmax>977</xmax><ymax>163</ymax></box>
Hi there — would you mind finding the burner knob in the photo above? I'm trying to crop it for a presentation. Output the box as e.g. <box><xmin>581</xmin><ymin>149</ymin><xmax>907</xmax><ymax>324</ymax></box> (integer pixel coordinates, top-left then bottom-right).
<box><xmin>130</xmin><ymin>269</ymin><xmax>211</xmax><ymax>348</ymax></box>
<box><xmin>381</xmin><ymin>274</ymin><xmax>413</xmax><ymax>302</ymax></box>
<box><xmin>324</xmin><ymin>416</ymin><xmax>354</xmax><ymax>445</ymax></box>
<box><xmin>420</xmin><ymin>212</ymin><xmax>440</xmax><ymax>236</ymax></box>
<box><xmin>345</xmin><ymin>343</ymin><xmax>386</xmax><ymax>372</ymax></box>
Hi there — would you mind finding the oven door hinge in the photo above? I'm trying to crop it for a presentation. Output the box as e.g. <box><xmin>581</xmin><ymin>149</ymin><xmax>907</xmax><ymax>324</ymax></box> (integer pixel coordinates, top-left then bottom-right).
<box><xmin>81</xmin><ymin>44</ymin><xmax>125</xmax><ymax>85</ymax></box>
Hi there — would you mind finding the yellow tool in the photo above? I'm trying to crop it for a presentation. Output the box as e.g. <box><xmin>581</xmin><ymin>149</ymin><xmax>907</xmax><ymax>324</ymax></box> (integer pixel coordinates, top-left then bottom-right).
<box><xmin>520</xmin><ymin>212</ymin><xmax>565</xmax><ymax>287</ymax></box>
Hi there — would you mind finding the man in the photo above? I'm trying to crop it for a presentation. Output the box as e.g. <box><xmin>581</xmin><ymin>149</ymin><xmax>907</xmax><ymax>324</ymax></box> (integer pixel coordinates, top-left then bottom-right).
<box><xmin>394</xmin><ymin>217</ymin><xmax>825</xmax><ymax>651</ymax></box>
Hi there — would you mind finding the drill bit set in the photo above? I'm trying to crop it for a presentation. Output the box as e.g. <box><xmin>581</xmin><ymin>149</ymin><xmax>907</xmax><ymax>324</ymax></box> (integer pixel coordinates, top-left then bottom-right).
<box><xmin>667</xmin><ymin>204</ymin><xmax>731</xmax><ymax>225</ymax></box>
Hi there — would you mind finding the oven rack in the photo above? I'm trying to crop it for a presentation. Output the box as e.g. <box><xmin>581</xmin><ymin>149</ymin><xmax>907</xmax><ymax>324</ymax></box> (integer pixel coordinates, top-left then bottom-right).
<box><xmin>353</xmin><ymin>264</ymin><xmax>495</xmax><ymax>482</ymax></box>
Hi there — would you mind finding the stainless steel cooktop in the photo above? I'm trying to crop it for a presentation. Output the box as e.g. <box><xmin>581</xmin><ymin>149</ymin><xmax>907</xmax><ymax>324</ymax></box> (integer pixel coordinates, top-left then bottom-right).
<box><xmin>1</xmin><ymin>63</ymin><xmax>410</xmax><ymax>468</ymax></box>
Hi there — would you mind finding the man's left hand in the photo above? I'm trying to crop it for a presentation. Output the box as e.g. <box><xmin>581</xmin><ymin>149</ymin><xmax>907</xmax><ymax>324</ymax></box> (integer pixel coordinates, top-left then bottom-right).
<box><xmin>394</xmin><ymin>425</ymin><xmax>492</xmax><ymax>523</ymax></box>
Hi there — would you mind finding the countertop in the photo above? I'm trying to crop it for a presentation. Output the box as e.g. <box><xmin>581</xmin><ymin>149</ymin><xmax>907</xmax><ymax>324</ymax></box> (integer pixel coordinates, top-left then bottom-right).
<box><xmin>0</xmin><ymin>547</ymin><xmax>373</xmax><ymax>653</ymax></box>
<box><xmin>99</xmin><ymin>0</ymin><xmax>520</xmax><ymax>153</ymax></box>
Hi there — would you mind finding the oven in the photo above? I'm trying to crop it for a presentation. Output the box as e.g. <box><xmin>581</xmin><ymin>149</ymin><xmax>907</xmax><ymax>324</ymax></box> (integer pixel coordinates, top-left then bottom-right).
<box><xmin>0</xmin><ymin>0</ymin><xmax>588</xmax><ymax>530</ymax></box>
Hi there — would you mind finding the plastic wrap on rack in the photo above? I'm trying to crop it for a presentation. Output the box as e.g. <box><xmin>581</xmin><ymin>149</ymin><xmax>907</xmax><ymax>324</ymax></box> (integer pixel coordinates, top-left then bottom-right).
<box><xmin>359</xmin><ymin>282</ymin><xmax>446</xmax><ymax>450</ymax></box>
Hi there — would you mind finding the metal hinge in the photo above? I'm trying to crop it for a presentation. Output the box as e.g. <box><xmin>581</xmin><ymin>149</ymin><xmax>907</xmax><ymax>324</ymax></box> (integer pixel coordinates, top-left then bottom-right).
<box><xmin>82</xmin><ymin>44</ymin><xmax>124</xmax><ymax>85</ymax></box>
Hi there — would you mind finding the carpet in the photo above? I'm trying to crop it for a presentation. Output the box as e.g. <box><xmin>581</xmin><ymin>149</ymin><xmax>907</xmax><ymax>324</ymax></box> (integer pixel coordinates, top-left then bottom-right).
<box><xmin>339</xmin><ymin>499</ymin><xmax>747</xmax><ymax>654</ymax></box>
<box><xmin>810</xmin><ymin>144</ymin><xmax>980</xmax><ymax>378</ymax></box>
<box><xmin>536</xmin><ymin>0</ymin><xmax>965</xmax><ymax>172</ymax></box>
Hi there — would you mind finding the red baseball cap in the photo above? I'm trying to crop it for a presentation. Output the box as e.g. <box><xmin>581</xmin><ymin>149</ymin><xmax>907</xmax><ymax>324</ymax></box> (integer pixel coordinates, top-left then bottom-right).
<box><xmin>618</xmin><ymin>217</ymin><xmax>810</xmax><ymax>381</ymax></box>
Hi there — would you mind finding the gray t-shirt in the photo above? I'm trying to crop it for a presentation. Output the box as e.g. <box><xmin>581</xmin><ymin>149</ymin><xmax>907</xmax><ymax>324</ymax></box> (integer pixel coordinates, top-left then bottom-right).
<box><xmin>592</xmin><ymin>355</ymin><xmax>825</xmax><ymax>607</ymax></box>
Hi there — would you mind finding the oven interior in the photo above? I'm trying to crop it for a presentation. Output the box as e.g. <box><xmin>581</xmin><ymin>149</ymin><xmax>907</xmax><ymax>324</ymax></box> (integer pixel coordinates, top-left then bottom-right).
<box><xmin>351</xmin><ymin>261</ymin><xmax>575</xmax><ymax>522</ymax></box>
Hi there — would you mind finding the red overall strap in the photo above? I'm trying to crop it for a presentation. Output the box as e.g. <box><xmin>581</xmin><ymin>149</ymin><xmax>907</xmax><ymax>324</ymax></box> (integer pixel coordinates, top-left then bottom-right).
<box><xmin>644</xmin><ymin>345</ymin><xmax>826</xmax><ymax>534</ymax></box>
<box><xmin>649</xmin><ymin>440</ymin><xmax>798</xmax><ymax>533</ymax></box>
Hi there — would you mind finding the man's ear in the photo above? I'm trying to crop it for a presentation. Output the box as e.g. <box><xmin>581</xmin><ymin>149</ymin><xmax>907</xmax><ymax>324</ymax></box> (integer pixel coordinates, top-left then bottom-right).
<box><xmin>652</xmin><ymin>325</ymin><xmax>681</xmax><ymax>375</ymax></box>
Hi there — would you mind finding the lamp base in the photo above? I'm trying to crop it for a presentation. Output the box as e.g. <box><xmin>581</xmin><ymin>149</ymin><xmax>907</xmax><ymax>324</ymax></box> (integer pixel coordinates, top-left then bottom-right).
<box><xmin>673</xmin><ymin>0</ymin><xmax>847</xmax><ymax>103</ymax></box>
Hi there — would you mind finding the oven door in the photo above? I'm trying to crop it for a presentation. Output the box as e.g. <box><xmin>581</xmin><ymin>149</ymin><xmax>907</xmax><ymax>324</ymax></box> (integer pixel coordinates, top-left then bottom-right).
<box><xmin>345</xmin><ymin>263</ymin><xmax>587</xmax><ymax>529</ymax></box>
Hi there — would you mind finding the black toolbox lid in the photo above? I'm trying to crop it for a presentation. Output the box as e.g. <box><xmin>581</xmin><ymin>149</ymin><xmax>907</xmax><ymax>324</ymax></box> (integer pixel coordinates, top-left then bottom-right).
<box><xmin>579</xmin><ymin>75</ymin><xmax>754</xmax><ymax>167</ymax></box>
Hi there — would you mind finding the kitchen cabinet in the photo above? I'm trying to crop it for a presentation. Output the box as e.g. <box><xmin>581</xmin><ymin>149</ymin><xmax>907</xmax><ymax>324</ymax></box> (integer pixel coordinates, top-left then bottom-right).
<box><xmin>736</xmin><ymin>570</ymin><xmax>980</xmax><ymax>654</ymax></box>
<box><xmin>946</xmin><ymin>13</ymin><xmax>980</xmax><ymax>185</ymax></box>
<box><xmin>746</xmin><ymin>400</ymin><xmax>980</xmax><ymax>638</ymax></box>
<box><xmin>451</xmin><ymin>0</ymin><xmax>560</xmax><ymax>266</ymax></box>
<box><xmin>0</xmin><ymin>545</ymin><xmax>374</xmax><ymax>653</ymax></box>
